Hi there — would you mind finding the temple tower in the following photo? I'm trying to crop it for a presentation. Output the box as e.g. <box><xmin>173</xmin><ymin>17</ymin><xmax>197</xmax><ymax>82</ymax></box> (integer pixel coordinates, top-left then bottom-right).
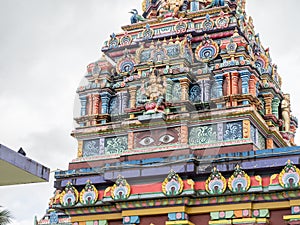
<box><xmin>37</xmin><ymin>1</ymin><xmax>300</xmax><ymax>225</ymax></box>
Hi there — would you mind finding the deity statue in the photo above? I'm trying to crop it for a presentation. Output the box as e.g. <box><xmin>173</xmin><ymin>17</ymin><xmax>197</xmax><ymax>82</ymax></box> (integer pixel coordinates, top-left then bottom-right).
<box><xmin>139</xmin><ymin>69</ymin><xmax>167</xmax><ymax>114</ymax></box>
<box><xmin>158</xmin><ymin>0</ymin><xmax>184</xmax><ymax>18</ymax></box>
<box><xmin>281</xmin><ymin>94</ymin><xmax>291</xmax><ymax>132</ymax></box>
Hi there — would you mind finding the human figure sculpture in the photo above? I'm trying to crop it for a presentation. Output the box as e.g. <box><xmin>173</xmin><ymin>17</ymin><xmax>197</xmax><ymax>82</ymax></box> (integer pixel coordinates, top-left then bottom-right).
<box><xmin>158</xmin><ymin>0</ymin><xmax>184</xmax><ymax>18</ymax></box>
<box><xmin>205</xmin><ymin>0</ymin><xmax>225</xmax><ymax>8</ymax></box>
<box><xmin>140</xmin><ymin>69</ymin><xmax>167</xmax><ymax>113</ymax></box>
<box><xmin>281</xmin><ymin>94</ymin><xmax>290</xmax><ymax>132</ymax></box>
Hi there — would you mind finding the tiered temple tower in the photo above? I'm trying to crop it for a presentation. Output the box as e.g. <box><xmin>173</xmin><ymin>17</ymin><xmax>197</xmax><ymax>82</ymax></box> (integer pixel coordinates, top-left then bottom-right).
<box><xmin>37</xmin><ymin>0</ymin><xmax>300</xmax><ymax>225</ymax></box>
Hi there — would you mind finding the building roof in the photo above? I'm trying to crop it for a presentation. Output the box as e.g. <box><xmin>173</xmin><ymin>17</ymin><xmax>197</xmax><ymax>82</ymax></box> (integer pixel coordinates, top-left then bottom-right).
<box><xmin>0</xmin><ymin>144</ymin><xmax>50</xmax><ymax>186</ymax></box>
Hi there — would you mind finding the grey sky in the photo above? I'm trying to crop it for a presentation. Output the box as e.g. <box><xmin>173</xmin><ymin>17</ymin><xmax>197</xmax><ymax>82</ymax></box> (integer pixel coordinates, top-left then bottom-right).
<box><xmin>0</xmin><ymin>1</ymin><xmax>299</xmax><ymax>224</ymax></box>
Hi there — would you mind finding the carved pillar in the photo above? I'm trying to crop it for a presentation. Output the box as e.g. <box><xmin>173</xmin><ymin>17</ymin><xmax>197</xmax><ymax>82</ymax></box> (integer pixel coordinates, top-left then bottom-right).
<box><xmin>179</xmin><ymin>78</ymin><xmax>190</xmax><ymax>101</ymax></box>
<box><xmin>240</xmin><ymin>70</ymin><xmax>251</xmax><ymax>94</ymax></box>
<box><xmin>92</xmin><ymin>94</ymin><xmax>100</xmax><ymax>115</ymax></box>
<box><xmin>224</xmin><ymin>72</ymin><xmax>231</xmax><ymax>96</ymax></box>
<box><xmin>249</xmin><ymin>74</ymin><xmax>258</xmax><ymax>96</ymax></box>
<box><xmin>79</xmin><ymin>95</ymin><xmax>87</xmax><ymax>116</ymax></box>
<box><xmin>203</xmin><ymin>80</ymin><xmax>211</xmax><ymax>102</ymax></box>
<box><xmin>129</xmin><ymin>86</ymin><xmax>137</xmax><ymax>119</ymax></box>
<box><xmin>87</xmin><ymin>94</ymin><xmax>93</xmax><ymax>115</ymax></box>
<box><xmin>262</xmin><ymin>93</ymin><xmax>274</xmax><ymax>115</ymax></box>
<box><xmin>272</xmin><ymin>97</ymin><xmax>280</xmax><ymax>118</ymax></box>
<box><xmin>166</xmin><ymin>79</ymin><xmax>173</xmax><ymax>102</ymax></box>
<box><xmin>180</xmin><ymin>124</ymin><xmax>189</xmax><ymax>144</ymax></box>
<box><xmin>128</xmin><ymin>131</ymin><xmax>134</xmax><ymax>151</ymax></box>
<box><xmin>129</xmin><ymin>86</ymin><xmax>137</xmax><ymax>108</ymax></box>
<box><xmin>100</xmin><ymin>92</ymin><xmax>112</xmax><ymax>114</ymax></box>
<box><xmin>214</xmin><ymin>74</ymin><xmax>224</xmax><ymax>98</ymax></box>
<box><xmin>231</xmin><ymin>71</ymin><xmax>240</xmax><ymax>95</ymax></box>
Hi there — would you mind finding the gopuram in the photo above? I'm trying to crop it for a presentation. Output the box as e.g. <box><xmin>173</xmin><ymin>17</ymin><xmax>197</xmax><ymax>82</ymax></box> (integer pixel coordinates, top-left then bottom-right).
<box><xmin>37</xmin><ymin>0</ymin><xmax>300</xmax><ymax>225</ymax></box>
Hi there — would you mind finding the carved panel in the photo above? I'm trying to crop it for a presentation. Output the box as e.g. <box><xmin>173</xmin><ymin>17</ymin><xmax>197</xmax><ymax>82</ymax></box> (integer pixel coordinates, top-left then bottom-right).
<box><xmin>189</xmin><ymin>84</ymin><xmax>202</xmax><ymax>103</ymax></box>
<box><xmin>189</xmin><ymin>125</ymin><xmax>217</xmax><ymax>145</ymax></box>
<box><xmin>134</xmin><ymin>127</ymin><xmax>180</xmax><ymax>148</ymax></box>
<box><xmin>105</xmin><ymin>136</ymin><xmax>128</xmax><ymax>155</ymax></box>
<box><xmin>223</xmin><ymin>122</ymin><xmax>243</xmax><ymax>141</ymax></box>
<box><xmin>83</xmin><ymin>139</ymin><xmax>100</xmax><ymax>157</ymax></box>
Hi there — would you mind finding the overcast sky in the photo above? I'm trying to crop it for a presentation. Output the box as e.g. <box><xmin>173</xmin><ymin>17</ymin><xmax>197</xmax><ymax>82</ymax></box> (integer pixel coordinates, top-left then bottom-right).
<box><xmin>0</xmin><ymin>1</ymin><xmax>299</xmax><ymax>224</ymax></box>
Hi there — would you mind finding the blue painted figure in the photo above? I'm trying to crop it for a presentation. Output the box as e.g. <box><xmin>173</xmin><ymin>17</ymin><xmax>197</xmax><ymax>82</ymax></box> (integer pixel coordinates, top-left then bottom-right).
<box><xmin>129</xmin><ymin>9</ymin><xmax>146</xmax><ymax>24</ymax></box>
<box><xmin>206</xmin><ymin>0</ymin><xmax>225</xmax><ymax>8</ymax></box>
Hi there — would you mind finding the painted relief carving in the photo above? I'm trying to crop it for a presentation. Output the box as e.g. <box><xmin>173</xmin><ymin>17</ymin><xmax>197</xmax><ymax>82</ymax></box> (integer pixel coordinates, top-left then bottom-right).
<box><xmin>111</xmin><ymin>175</ymin><xmax>131</xmax><ymax>200</ymax></box>
<box><xmin>189</xmin><ymin>125</ymin><xmax>217</xmax><ymax>145</ymax></box>
<box><xmin>228</xmin><ymin>165</ymin><xmax>250</xmax><ymax>193</ymax></box>
<box><xmin>206</xmin><ymin>167</ymin><xmax>227</xmax><ymax>194</ymax></box>
<box><xmin>134</xmin><ymin>127</ymin><xmax>180</xmax><ymax>148</ymax></box>
<box><xmin>195</xmin><ymin>34</ymin><xmax>219</xmax><ymax>63</ymax></box>
<box><xmin>83</xmin><ymin>139</ymin><xmax>100</xmax><ymax>157</ymax></box>
<box><xmin>139</xmin><ymin>69</ymin><xmax>167</xmax><ymax>114</ymax></box>
<box><xmin>162</xmin><ymin>170</ymin><xmax>183</xmax><ymax>196</ymax></box>
<box><xmin>223</xmin><ymin>122</ymin><xmax>243</xmax><ymax>141</ymax></box>
<box><xmin>79</xmin><ymin>180</ymin><xmax>98</xmax><ymax>205</ymax></box>
<box><xmin>279</xmin><ymin>160</ymin><xmax>300</xmax><ymax>189</ymax></box>
<box><xmin>60</xmin><ymin>182</ymin><xmax>79</xmax><ymax>207</ymax></box>
<box><xmin>158</xmin><ymin>0</ymin><xmax>184</xmax><ymax>18</ymax></box>
<box><xmin>281</xmin><ymin>94</ymin><xmax>291</xmax><ymax>132</ymax></box>
<box><xmin>105</xmin><ymin>136</ymin><xmax>128</xmax><ymax>155</ymax></box>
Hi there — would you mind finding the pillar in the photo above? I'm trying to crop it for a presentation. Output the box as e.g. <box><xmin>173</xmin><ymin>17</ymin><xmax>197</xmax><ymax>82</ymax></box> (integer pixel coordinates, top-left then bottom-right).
<box><xmin>266</xmin><ymin>138</ymin><xmax>273</xmax><ymax>149</ymax></box>
<box><xmin>214</xmin><ymin>74</ymin><xmax>224</xmax><ymax>98</ymax></box>
<box><xmin>263</xmin><ymin>93</ymin><xmax>274</xmax><ymax>115</ymax></box>
<box><xmin>231</xmin><ymin>71</ymin><xmax>239</xmax><ymax>95</ymax></box>
<box><xmin>92</xmin><ymin>94</ymin><xmax>100</xmax><ymax>115</ymax></box>
<box><xmin>272</xmin><ymin>97</ymin><xmax>280</xmax><ymax>118</ymax></box>
<box><xmin>240</xmin><ymin>70</ymin><xmax>251</xmax><ymax>105</ymax></box>
<box><xmin>79</xmin><ymin>95</ymin><xmax>87</xmax><ymax>116</ymax></box>
<box><xmin>128</xmin><ymin>131</ymin><xmax>134</xmax><ymax>151</ymax></box>
<box><xmin>166</xmin><ymin>79</ymin><xmax>173</xmax><ymax>102</ymax></box>
<box><xmin>87</xmin><ymin>94</ymin><xmax>93</xmax><ymax>115</ymax></box>
<box><xmin>179</xmin><ymin>78</ymin><xmax>190</xmax><ymax>101</ymax></box>
<box><xmin>204</xmin><ymin>80</ymin><xmax>211</xmax><ymax>102</ymax></box>
<box><xmin>249</xmin><ymin>74</ymin><xmax>258</xmax><ymax>96</ymax></box>
<box><xmin>128</xmin><ymin>86</ymin><xmax>137</xmax><ymax>119</ymax></box>
<box><xmin>100</xmin><ymin>92</ymin><xmax>112</xmax><ymax>114</ymax></box>
<box><xmin>77</xmin><ymin>140</ymin><xmax>83</xmax><ymax>158</ymax></box>
<box><xmin>180</xmin><ymin>78</ymin><xmax>190</xmax><ymax>111</ymax></box>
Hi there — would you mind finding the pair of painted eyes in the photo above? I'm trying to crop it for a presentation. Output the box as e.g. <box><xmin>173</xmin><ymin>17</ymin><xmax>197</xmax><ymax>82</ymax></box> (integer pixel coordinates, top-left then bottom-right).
<box><xmin>139</xmin><ymin>134</ymin><xmax>175</xmax><ymax>146</ymax></box>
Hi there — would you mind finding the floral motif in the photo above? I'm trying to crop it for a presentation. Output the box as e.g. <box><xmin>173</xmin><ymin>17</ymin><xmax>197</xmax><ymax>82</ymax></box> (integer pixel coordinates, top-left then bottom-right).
<box><xmin>80</xmin><ymin>180</ymin><xmax>98</xmax><ymax>205</ymax></box>
<box><xmin>60</xmin><ymin>182</ymin><xmax>79</xmax><ymax>207</ymax></box>
<box><xmin>108</xmin><ymin>33</ymin><xmax>119</xmax><ymax>49</ymax></box>
<box><xmin>224</xmin><ymin>122</ymin><xmax>243</xmax><ymax>141</ymax></box>
<box><xmin>142</xmin><ymin>24</ymin><xmax>154</xmax><ymax>40</ymax></box>
<box><xmin>189</xmin><ymin>125</ymin><xmax>217</xmax><ymax>145</ymax></box>
<box><xmin>202</xmin><ymin>14</ymin><xmax>214</xmax><ymax>31</ymax></box>
<box><xmin>105</xmin><ymin>136</ymin><xmax>128</xmax><ymax>155</ymax></box>
<box><xmin>228</xmin><ymin>165</ymin><xmax>250</xmax><ymax>193</ymax></box>
<box><xmin>195</xmin><ymin>34</ymin><xmax>219</xmax><ymax>63</ymax></box>
<box><xmin>162</xmin><ymin>170</ymin><xmax>183</xmax><ymax>196</ymax></box>
<box><xmin>206</xmin><ymin>167</ymin><xmax>227</xmax><ymax>194</ymax></box>
<box><xmin>111</xmin><ymin>175</ymin><xmax>131</xmax><ymax>200</ymax></box>
<box><xmin>279</xmin><ymin>160</ymin><xmax>300</xmax><ymax>189</ymax></box>
<box><xmin>83</xmin><ymin>139</ymin><xmax>100</xmax><ymax>157</ymax></box>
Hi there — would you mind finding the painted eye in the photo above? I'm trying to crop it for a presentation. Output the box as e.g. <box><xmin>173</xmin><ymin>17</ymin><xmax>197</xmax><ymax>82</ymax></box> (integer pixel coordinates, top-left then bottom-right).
<box><xmin>139</xmin><ymin>137</ymin><xmax>155</xmax><ymax>146</ymax></box>
<box><xmin>159</xmin><ymin>134</ymin><xmax>175</xmax><ymax>144</ymax></box>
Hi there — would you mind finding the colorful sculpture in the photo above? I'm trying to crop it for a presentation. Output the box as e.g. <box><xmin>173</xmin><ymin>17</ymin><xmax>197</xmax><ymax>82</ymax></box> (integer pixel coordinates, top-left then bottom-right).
<box><xmin>129</xmin><ymin>9</ymin><xmax>146</xmax><ymax>24</ymax></box>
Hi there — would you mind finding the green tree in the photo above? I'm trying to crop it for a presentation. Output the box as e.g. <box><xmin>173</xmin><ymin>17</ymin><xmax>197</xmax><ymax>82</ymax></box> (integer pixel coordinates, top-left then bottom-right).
<box><xmin>0</xmin><ymin>206</ymin><xmax>13</xmax><ymax>225</ymax></box>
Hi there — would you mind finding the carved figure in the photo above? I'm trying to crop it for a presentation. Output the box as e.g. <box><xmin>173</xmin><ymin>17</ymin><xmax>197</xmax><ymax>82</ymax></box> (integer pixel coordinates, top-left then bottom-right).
<box><xmin>140</xmin><ymin>69</ymin><xmax>167</xmax><ymax>113</ymax></box>
<box><xmin>129</xmin><ymin>9</ymin><xmax>146</xmax><ymax>24</ymax></box>
<box><xmin>281</xmin><ymin>94</ymin><xmax>290</xmax><ymax>132</ymax></box>
<box><xmin>158</xmin><ymin>0</ymin><xmax>184</xmax><ymax>18</ymax></box>
<box><xmin>205</xmin><ymin>0</ymin><xmax>225</xmax><ymax>8</ymax></box>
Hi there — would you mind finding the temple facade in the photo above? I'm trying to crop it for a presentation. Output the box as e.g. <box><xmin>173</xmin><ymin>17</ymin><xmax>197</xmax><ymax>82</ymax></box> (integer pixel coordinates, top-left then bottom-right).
<box><xmin>37</xmin><ymin>0</ymin><xmax>300</xmax><ymax>225</ymax></box>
